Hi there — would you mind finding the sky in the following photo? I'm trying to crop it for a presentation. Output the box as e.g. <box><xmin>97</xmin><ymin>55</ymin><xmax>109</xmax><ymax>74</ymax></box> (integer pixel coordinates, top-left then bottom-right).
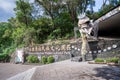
<box><xmin>0</xmin><ymin>0</ymin><xmax>103</xmax><ymax>22</ymax></box>
<box><xmin>0</xmin><ymin>0</ymin><xmax>16</xmax><ymax>22</ymax></box>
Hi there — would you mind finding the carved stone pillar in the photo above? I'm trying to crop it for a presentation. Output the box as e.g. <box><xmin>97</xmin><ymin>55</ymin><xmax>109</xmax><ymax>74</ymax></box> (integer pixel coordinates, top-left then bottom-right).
<box><xmin>78</xmin><ymin>14</ymin><xmax>90</xmax><ymax>61</ymax></box>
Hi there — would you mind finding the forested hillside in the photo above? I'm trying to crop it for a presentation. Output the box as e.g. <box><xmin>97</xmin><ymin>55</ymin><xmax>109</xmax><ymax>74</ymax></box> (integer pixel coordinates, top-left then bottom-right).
<box><xmin>0</xmin><ymin>0</ymin><xmax>120</xmax><ymax>55</ymax></box>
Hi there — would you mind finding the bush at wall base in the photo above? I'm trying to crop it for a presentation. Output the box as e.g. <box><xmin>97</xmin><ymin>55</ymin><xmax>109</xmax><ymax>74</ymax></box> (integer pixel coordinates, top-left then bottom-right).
<box><xmin>0</xmin><ymin>54</ymin><xmax>10</xmax><ymax>62</ymax></box>
<box><xmin>106</xmin><ymin>57</ymin><xmax>119</xmax><ymax>63</ymax></box>
<box><xmin>26</xmin><ymin>55</ymin><xmax>39</xmax><ymax>63</ymax></box>
<box><xmin>95</xmin><ymin>58</ymin><xmax>104</xmax><ymax>62</ymax></box>
<box><xmin>41</xmin><ymin>56</ymin><xmax>47</xmax><ymax>64</ymax></box>
<box><xmin>47</xmin><ymin>56</ymin><xmax>55</xmax><ymax>64</ymax></box>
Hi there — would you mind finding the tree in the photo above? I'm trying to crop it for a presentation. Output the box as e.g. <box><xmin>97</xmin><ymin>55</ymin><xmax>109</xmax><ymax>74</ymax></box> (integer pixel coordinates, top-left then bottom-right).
<box><xmin>12</xmin><ymin>0</ymin><xmax>37</xmax><ymax>46</ymax></box>
<box><xmin>32</xmin><ymin>17</ymin><xmax>53</xmax><ymax>43</ymax></box>
<box><xmin>11</xmin><ymin>25</ymin><xmax>25</xmax><ymax>46</ymax></box>
<box><xmin>34</xmin><ymin>0</ymin><xmax>94</xmax><ymax>40</ymax></box>
<box><xmin>101</xmin><ymin>0</ymin><xmax>107</xmax><ymax>10</ymax></box>
<box><xmin>88</xmin><ymin>0</ymin><xmax>95</xmax><ymax>14</ymax></box>
<box><xmin>108</xmin><ymin>0</ymin><xmax>119</xmax><ymax>6</ymax></box>
<box><xmin>35</xmin><ymin>0</ymin><xmax>92</xmax><ymax>26</ymax></box>
<box><xmin>0</xmin><ymin>22</ymin><xmax>13</xmax><ymax>53</ymax></box>
<box><xmin>14</xmin><ymin>0</ymin><xmax>32</xmax><ymax>27</ymax></box>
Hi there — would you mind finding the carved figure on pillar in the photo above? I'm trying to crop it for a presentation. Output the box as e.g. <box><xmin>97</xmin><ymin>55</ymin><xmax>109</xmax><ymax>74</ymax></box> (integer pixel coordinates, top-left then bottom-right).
<box><xmin>78</xmin><ymin>14</ymin><xmax>96</xmax><ymax>61</ymax></box>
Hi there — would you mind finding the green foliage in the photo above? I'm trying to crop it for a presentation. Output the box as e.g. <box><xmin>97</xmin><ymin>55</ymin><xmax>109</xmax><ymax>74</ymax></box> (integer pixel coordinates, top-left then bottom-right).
<box><xmin>118</xmin><ymin>59</ymin><xmax>120</xmax><ymax>65</ymax></box>
<box><xmin>0</xmin><ymin>54</ymin><xmax>10</xmax><ymax>62</ymax></box>
<box><xmin>0</xmin><ymin>22</ymin><xmax>16</xmax><ymax>62</ymax></box>
<box><xmin>32</xmin><ymin>18</ymin><xmax>53</xmax><ymax>43</ymax></box>
<box><xmin>49</xmin><ymin>12</ymin><xmax>74</xmax><ymax>40</ymax></box>
<box><xmin>23</xmin><ymin>27</ymin><xmax>36</xmax><ymax>45</ymax></box>
<box><xmin>15</xmin><ymin>0</ymin><xmax>32</xmax><ymax>26</ymax></box>
<box><xmin>106</xmin><ymin>57</ymin><xmax>119</xmax><ymax>63</ymax></box>
<box><xmin>35</xmin><ymin>0</ymin><xmax>96</xmax><ymax>40</ymax></box>
<box><xmin>106</xmin><ymin>58</ymin><xmax>112</xmax><ymax>63</ymax></box>
<box><xmin>0</xmin><ymin>22</ymin><xmax>14</xmax><ymax>53</ymax></box>
<box><xmin>47</xmin><ymin>56</ymin><xmax>55</xmax><ymax>64</ymax></box>
<box><xmin>41</xmin><ymin>56</ymin><xmax>47</xmax><ymax>64</ymax></box>
<box><xmin>48</xmin><ymin>28</ymin><xmax>61</xmax><ymax>40</ymax></box>
<box><xmin>3</xmin><ymin>46</ymin><xmax>16</xmax><ymax>55</ymax></box>
<box><xmin>87</xmin><ymin>0</ymin><xmax>120</xmax><ymax>20</ymax></box>
<box><xmin>26</xmin><ymin>55</ymin><xmax>39</xmax><ymax>63</ymax></box>
<box><xmin>95</xmin><ymin>58</ymin><xmax>104</xmax><ymax>62</ymax></box>
<box><xmin>95</xmin><ymin>57</ymin><xmax>119</xmax><ymax>63</ymax></box>
<box><xmin>76</xmin><ymin>30</ymin><xmax>81</xmax><ymax>38</ymax></box>
<box><xmin>12</xmin><ymin>26</ymin><xmax>25</xmax><ymax>45</ymax></box>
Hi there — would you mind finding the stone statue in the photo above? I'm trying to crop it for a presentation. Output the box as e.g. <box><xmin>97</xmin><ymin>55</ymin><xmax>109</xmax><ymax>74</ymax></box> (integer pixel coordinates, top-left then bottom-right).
<box><xmin>15</xmin><ymin>48</ymin><xmax>24</xmax><ymax>64</ymax></box>
<box><xmin>78</xmin><ymin>14</ymin><xmax>95</xmax><ymax>61</ymax></box>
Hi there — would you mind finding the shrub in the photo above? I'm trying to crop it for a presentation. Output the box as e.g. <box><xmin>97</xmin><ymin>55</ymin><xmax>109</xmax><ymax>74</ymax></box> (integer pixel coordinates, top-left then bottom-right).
<box><xmin>111</xmin><ymin>58</ymin><xmax>119</xmax><ymax>63</ymax></box>
<box><xmin>26</xmin><ymin>55</ymin><xmax>39</xmax><ymax>63</ymax></box>
<box><xmin>41</xmin><ymin>56</ymin><xmax>47</xmax><ymax>64</ymax></box>
<box><xmin>95</xmin><ymin>58</ymin><xmax>104</xmax><ymax>62</ymax></box>
<box><xmin>118</xmin><ymin>59</ymin><xmax>120</xmax><ymax>65</ymax></box>
<box><xmin>0</xmin><ymin>54</ymin><xmax>5</xmax><ymax>61</ymax></box>
<box><xmin>0</xmin><ymin>54</ymin><xmax>10</xmax><ymax>62</ymax></box>
<box><xmin>0</xmin><ymin>45</ymin><xmax>16</xmax><ymax>62</ymax></box>
<box><xmin>3</xmin><ymin>47</ymin><xmax>16</xmax><ymax>55</ymax></box>
<box><xmin>106</xmin><ymin>57</ymin><xmax>119</xmax><ymax>63</ymax></box>
<box><xmin>106</xmin><ymin>58</ymin><xmax>111</xmax><ymax>63</ymax></box>
<box><xmin>47</xmin><ymin>56</ymin><xmax>55</xmax><ymax>64</ymax></box>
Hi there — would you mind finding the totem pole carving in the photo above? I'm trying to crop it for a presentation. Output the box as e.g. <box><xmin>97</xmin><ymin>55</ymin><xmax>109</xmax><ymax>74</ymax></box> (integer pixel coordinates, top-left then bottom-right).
<box><xmin>78</xmin><ymin>14</ymin><xmax>98</xmax><ymax>61</ymax></box>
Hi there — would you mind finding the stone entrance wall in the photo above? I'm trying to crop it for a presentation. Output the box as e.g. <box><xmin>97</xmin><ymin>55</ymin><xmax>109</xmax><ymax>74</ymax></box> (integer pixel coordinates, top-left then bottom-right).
<box><xmin>86</xmin><ymin>39</ymin><xmax>120</xmax><ymax>60</ymax></box>
<box><xmin>25</xmin><ymin>44</ymin><xmax>71</xmax><ymax>62</ymax></box>
<box><xmin>24</xmin><ymin>39</ymin><xmax>120</xmax><ymax>62</ymax></box>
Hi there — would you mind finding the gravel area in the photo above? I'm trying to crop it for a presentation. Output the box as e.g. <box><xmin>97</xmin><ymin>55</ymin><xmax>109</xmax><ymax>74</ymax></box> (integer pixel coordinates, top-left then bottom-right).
<box><xmin>1</xmin><ymin>60</ymin><xmax>120</xmax><ymax>80</ymax></box>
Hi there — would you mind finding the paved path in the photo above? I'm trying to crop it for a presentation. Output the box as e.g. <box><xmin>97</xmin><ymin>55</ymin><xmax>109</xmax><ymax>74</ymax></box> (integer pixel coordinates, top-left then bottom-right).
<box><xmin>7</xmin><ymin>67</ymin><xmax>36</xmax><ymax>80</ymax></box>
<box><xmin>1</xmin><ymin>60</ymin><xmax>120</xmax><ymax>80</ymax></box>
<box><xmin>0</xmin><ymin>63</ymin><xmax>34</xmax><ymax>80</ymax></box>
<box><xmin>31</xmin><ymin>60</ymin><xmax>120</xmax><ymax>80</ymax></box>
